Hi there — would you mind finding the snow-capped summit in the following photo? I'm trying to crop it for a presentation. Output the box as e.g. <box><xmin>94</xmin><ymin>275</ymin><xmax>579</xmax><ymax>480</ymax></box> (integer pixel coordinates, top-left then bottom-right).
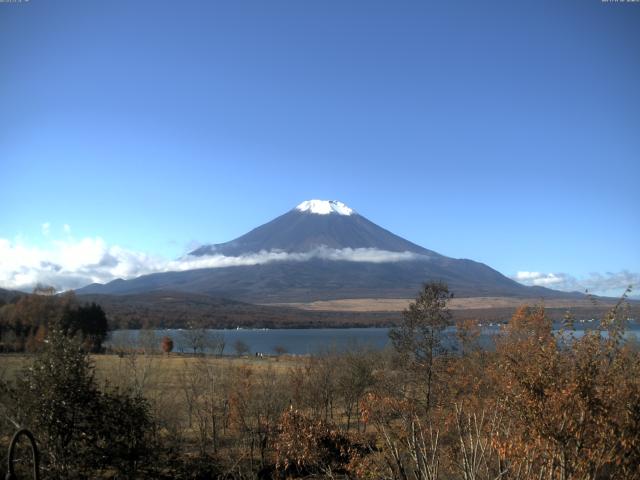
<box><xmin>295</xmin><ymin>200</ymin><xmax>354</xmax><ymax>216</ymax></box>
<box><xmin>188</xmin><ymin>199</ymin><xmax>430</xmax><ymax>256</ymax></box>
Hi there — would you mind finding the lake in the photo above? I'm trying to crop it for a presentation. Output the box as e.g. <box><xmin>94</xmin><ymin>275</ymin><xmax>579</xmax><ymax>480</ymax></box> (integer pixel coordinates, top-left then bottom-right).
<box><xmin>107</xmin><ymin>321</ymin><xmax>640</xmax><ymax>356</ymax></box>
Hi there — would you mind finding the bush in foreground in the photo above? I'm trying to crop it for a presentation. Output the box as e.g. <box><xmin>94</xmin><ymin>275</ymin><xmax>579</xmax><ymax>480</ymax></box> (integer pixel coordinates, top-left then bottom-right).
<box><xmin>7</xmin><ymin>326</ymin><xmax>155</xmax><ymax>479</ymax></box>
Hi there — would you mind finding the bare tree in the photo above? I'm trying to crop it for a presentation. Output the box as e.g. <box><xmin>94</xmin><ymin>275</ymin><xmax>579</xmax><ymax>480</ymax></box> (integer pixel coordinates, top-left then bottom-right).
<box><xmin>273</xmin><ymin>345</ymin><xmax>287</xmax><ymax>356</ymax></box>
<box><xmin>179</xmin><ymin>357</ymin><xmax>227</xmax><ymax>455</ymax></box>
<box><xmin>180</xmin><ymin>328</ymin><xmax>206</xmax><ymax>355</ymax></box>
<box><xmin>336</xmin><ymin>348</ymin><xmax>376</xmax><ymax>432</ymax></box>
<box><xmin>304</xmin><ymin>351</ymin><xmax>338</xmax><ymax>422</ymax></box>
<box><xmin>233</xmin><ymin>339</ymin><xmax>250</xmax><ymax>356</ymax></box>
<box><xmin>363</xmin><ymin>392</ymin><xmax>440</xmax><ymax>480</ymax></box>
<box><xmin>227</xmin><ymin>365</ymin><xmax>289</xmax><ymax>469</ymax></box>
<box><xmin>389</xmin><ymin>281</ymin><xmax>452</xmax><ymax>413</ymax></box>
<box><xmin>204</xmin><ymin>331</ymin><xmax>226</xmax><ymax>355</ymax></box>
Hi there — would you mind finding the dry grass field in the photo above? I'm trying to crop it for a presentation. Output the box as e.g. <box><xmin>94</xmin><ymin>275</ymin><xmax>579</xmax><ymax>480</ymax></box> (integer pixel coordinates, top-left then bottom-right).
<box><xmin>270</xmin><ymin>296</ymin><xmax>625</xmax><ymax>312</ymax></box>
<box><xmin>1</xmin><ymin>352</ymin><xmax>299</xmax><ymax>385</ymax></box>
<box><xmin>0</xmin><ymin>351</ymin><xmax>309</xmax><ymax>477</ymax></box>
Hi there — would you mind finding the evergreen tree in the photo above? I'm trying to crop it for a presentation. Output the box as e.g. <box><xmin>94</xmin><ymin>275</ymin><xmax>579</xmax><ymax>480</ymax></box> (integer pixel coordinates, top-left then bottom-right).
<box><xmin>60</xmin><ymin>302</ymin><xmax>109</xmax><ymax>352</ymax></box>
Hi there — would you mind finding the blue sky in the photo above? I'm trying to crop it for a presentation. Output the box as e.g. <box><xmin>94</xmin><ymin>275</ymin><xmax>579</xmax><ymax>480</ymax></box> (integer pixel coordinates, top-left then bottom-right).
<box><xmin>1</xmin><ymin>0</ymin><xmax>639</xmax><ymax>295</ymax></box>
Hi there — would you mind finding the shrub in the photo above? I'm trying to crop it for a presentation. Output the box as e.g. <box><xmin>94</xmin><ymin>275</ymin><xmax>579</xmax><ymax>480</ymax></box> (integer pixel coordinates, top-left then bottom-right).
<box><xmin>272</xmin><ymin>408</ymin><xmax>371</xmax><ymax>478</ymax></box>
<box><xmin>9</xmin><ymin>326</ymin><xmax>155</xmax><ymax>478</ymax></box>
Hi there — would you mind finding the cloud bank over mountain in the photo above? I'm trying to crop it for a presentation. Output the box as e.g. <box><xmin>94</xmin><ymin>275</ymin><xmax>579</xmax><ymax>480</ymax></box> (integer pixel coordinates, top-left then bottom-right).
<box><xmin>1</xmin><ymin>222</ymin><xmax>635</xmax><ymax>298</ymax></box>
<box><xmin>0</xmin><ymin>229</ymin><xmax>424</xmax><ymax>292</ymax></box>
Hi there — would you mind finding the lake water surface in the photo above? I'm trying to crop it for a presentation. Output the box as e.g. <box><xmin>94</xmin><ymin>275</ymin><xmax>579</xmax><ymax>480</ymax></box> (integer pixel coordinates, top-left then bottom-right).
<box><xmin>108</xmin><ymin>322</ymin><xmax>640</xmax><ymax>356</ymax></box>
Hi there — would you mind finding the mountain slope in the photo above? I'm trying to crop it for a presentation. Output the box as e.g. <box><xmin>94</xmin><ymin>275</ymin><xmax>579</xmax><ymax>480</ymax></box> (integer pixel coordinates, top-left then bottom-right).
<box><xmin>190</xmin><ymin>201</ymin><xmax>438</xmax><ymax>256</ymax></box>
<box><xmin>0</xmin><ymin>287</ymin><xmax>24</xmax><ymax>303</ymax></box>
<box><xmin>77</xmin><ymin>200</ymin><xmax>581</xmax><ymax>302</ymax></box>
<box><xmin>76</xmin><ymin>263</ymin><xmax>571</xmax><ymax>302</ymax></box>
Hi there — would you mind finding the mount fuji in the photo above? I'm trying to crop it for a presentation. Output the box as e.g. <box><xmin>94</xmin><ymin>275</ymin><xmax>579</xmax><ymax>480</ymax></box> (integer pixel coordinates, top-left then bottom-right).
<box><xmin>190</xmin><ymin>200</ymin><xmax>436</xmax><ymax>257</ymax></box>
<box><xmin>77</xmin><ymin>200</ymin><xmax>577</xmax><ymax>302</ymax></box>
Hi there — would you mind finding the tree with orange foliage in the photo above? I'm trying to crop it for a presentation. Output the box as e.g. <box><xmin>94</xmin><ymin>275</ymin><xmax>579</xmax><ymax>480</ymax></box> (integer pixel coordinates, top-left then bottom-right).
<box><xmin>160</xmin><ymin>335</ymin><xmax>173</xmax><ymax>354</ymax></box>
<box><xmin>272</xmin><ymin>407</ymin><xmax>372</xmax><ymax>478</ymax></box>
<box><xmin>493</xmin><ymin>301</ymin><xmax>640</xmax><ymax>480</ymax></box>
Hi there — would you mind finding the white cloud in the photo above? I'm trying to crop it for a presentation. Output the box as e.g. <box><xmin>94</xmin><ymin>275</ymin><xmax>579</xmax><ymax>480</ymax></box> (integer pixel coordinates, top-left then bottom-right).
<box><xmin>41</xmin><ymin>222</ymin><xmax>51</xmax><ymax>236</ymax></box>
<box><xmin>514</xmin><ymin>271</ymin><xmax>564</xmax><ymax>286</ymax></box>
<box><xmin>512</xmin><ymin>270</ymin><xmax>639</xmax><ymax>296</ymax></box>
<box><xmin>0</xmin><ymin>234</ymin><xmax>426</xmax><ymax>292</ymax></box>
<box><xmin>0</xmin><ymin>236</ymin><xmax>165</xmax><ymax>291</ymax></box>
<box><xmin>168</xmin><ymin>247</ymin><xmax>423</xmax><ymax>272</ymax></box>
<box><xmin>63</xmin><ymin>224</ymin><xmax>71</xmax><ymax>234</ymax></box>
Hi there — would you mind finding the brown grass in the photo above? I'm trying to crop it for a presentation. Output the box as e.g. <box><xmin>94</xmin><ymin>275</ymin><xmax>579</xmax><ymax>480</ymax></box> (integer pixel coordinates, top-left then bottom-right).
<box><xmin>267</xmin><ymin>296</ymin><xmax>622</xmax><ymax>312</ymax></box>
<box><xmin>0</xmin><ymin>353</ymin><xmax>301</xmax><ymax>386</ymax></box>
